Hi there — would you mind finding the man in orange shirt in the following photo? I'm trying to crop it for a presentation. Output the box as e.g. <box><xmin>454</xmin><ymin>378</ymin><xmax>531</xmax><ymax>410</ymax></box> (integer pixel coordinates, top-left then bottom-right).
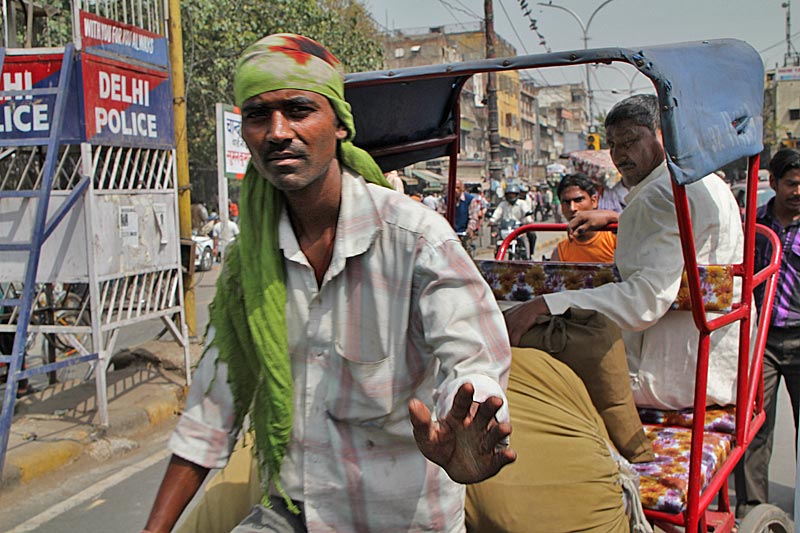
<box><xmin>550</xmin><ymin>173</ymin><xmax>617</xmax><ymax>263</ymax></box>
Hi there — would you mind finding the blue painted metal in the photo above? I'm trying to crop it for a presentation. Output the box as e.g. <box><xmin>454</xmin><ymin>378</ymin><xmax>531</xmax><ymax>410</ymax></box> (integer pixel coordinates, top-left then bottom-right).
<box><xmin>0</xmin><ymin>139</ymin><xmax>54</xmax><ymax>147</ymax></box>
<box><xmin>0</xmin><ymin>44</ymin><xmax>99</xmax><ymax>478</ymax></box>
<box><xmin>0</xmin><ymin>243</ymin><xmax>32</xmax><ymax>252</ymax></box>
<box><xmin>43</xmin><ymin>176</ymin><xmax>90</xmax><ymax>241</ymax></box>
<box><xmin>0</xmin><ymin>191</ymin><xmax>46</xmax><ymax>198</ymax></box>
<box><xmin>17</xmin><ymin>353</ymin><xmax>97</xmax><ymax>379</ymax></box>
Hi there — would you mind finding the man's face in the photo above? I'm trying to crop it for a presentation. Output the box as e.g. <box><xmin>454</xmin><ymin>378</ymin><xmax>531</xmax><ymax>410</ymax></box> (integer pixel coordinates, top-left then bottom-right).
<box><xmin>559</xmin><ymin>185</ymin><xmax>598</xmax><ymax>221</ymax></box>
<box><xmin>606</xmin><ymin>119</ymin><xmax>665</xmax><ymax>188</ymax></box>
<box><xmin>771</xmin><ymin>168</ymin><xmax>800</xmax><ymax>217</ymax></box>
<box><xmin>506</xmin><ymin>192</ymin><xmax>518</xmax><ymax>204</ymax></box>
<box><xmin>240</xmin><ymin>89</ymin><xmax>347</xmax><ymax>191</ymax></box>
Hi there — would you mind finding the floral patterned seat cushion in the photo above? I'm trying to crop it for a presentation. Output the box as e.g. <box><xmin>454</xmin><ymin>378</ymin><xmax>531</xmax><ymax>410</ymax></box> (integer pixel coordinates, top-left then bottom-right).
<box><xmin>475</xmin><ymin>260</ymin><xmax>734</xmax><ymax>311</ymax></box>
<box><xmin>632</xmin><ymin>425</ymin><xmax>733</xmax><ymax>514</ymax></box>
<box><xmin>475</xmin><ymin>259</ymin><xmax>737</xmax><ymax>514</ymax></box>
<box><xmin>638</xmin><ymin>405</ymin><xmax>736</xmax><ymax>435</ymax></box>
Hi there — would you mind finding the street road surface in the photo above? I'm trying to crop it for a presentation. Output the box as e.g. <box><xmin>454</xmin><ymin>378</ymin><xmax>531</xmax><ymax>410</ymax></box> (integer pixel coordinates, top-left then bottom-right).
<box><xmin>1</xmin><ymin>235</ymin><xmax>797</xmax><ymax>531</ymax></box>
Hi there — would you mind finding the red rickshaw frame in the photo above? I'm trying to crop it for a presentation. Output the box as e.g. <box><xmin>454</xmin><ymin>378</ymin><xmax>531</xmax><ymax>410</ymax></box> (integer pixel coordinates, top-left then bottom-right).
<box><xmin>346</xmin><ymin>39</ymin><xmax>783</xmax><ymax>532</ymax></box>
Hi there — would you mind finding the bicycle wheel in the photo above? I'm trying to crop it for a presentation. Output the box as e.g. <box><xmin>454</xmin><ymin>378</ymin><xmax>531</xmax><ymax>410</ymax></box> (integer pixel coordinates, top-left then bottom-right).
<box><xmin>48</xmin><ymin>310</ymin><xmax>93</xmax><ymax>383</ymax></box>
<box><xmin>738</xmin><ymin>504</ymin><xmax>793</xmax><ymax>533</ymax></box>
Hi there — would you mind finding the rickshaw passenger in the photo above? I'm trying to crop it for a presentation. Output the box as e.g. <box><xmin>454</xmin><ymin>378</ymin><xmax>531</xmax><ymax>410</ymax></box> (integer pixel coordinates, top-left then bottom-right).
<box><xmin>505</xmin><ymin>94</ymin><xmax>744</xmax><ymax>410</ymax></box>
<box><xmin>550</xmin><ymin>172</ymin><xmax>617</xmax><ymax>263</ymax></box>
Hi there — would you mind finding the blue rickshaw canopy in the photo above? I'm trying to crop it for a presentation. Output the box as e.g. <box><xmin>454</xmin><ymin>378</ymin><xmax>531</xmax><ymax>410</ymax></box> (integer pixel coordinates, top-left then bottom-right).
<box><xmin>345</xmin><ymin>38</ymin><xmax>764</xmax><ymax>186</ymax></box>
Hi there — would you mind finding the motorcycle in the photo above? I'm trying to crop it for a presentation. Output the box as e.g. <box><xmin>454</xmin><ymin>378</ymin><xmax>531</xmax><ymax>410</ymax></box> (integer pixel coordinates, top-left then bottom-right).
<box><xmin>493</xmin><ymin>218</ymin><xmax>530</xmax><ymax>261</ymax></box>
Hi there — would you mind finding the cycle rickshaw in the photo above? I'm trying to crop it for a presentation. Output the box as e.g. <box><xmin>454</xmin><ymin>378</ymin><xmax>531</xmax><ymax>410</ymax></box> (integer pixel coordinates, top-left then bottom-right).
<box><xmin>345</xmin><ymin>39</ymin><xmax>788</xmax><ymax>532</ymax></box>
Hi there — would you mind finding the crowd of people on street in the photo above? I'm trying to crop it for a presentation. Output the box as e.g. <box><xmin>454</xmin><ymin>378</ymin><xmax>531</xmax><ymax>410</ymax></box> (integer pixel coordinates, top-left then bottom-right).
<box><xmin>136</xmin><ymin>31</ymin><xmax>797</xmax><ymax>533</ymax></box>
<box><xmin>191</xmin><ymin>199</ymin><xmax>241</xmax><ymax>262</ymax></box>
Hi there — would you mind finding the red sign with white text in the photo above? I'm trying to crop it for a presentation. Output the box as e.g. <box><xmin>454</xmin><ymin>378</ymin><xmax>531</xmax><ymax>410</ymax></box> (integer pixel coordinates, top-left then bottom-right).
<box><xmin>81</xmin><ymin>53</ymin><xmax>173</xmax><ymax>148</ymax></box>
<box><xmin>0</xmin><ymin>52</ymin><xmax>82</xmax><ymax>142</ymax></box>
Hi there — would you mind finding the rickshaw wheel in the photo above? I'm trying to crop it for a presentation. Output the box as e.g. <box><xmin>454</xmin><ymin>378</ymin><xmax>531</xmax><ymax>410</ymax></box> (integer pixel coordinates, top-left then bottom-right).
<box><xmin>737</xmin><ymin>504</ymin><xmax>793</xmax><ymax>533</ymax></box>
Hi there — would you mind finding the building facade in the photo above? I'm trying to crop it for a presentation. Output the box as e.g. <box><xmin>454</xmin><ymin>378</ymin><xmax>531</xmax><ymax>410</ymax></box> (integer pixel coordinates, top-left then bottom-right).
<box><xmin>381</xmin><ymin>23</ymin><xmax>521</xmax><ymax>186</ymax></box>
<box><xmin>764</xmin><ymin>66</ymin><xmax>800</xmax><ymax>154</ymax></box>
<box><xmin>380</xmin><ymin>23</ymin><xmax>590</xmax><ymax>190</ymax></box>
<box><xmin>519</xmin><ymin>81</ymin><xmax>587</xmax><ymax>181</ymax></box>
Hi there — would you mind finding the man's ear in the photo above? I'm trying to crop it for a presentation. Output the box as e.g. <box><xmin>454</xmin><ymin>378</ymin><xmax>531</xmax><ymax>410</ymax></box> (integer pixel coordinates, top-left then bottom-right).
<box><xmin>769</xmin><ymin>173</ymin><xmax>778</xmax><ymax>192</ymax></box>
<box><xmin>335</xmin><ymin>122</ymin><xmax>348</xmax><ymax>141</ymax></box>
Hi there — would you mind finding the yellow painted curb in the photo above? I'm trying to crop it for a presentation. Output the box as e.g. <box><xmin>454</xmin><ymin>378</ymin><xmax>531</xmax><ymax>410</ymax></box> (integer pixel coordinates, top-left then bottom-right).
<box><xmin>9</xmin><ymin>430</ymin><xmax>89</xmax><ymax>483</ymax></box>
<box><xmin>142</xmin><ymin>394</ymin><xmax>179</xmax><ymax>426</ymax></box>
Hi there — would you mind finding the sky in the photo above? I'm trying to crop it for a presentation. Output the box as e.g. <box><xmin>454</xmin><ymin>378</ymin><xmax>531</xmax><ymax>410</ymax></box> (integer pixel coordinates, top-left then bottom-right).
<box><xmin>363</xmin><ymin>0</ymin><xmax>791</xmax><ymax>113</ymax></box>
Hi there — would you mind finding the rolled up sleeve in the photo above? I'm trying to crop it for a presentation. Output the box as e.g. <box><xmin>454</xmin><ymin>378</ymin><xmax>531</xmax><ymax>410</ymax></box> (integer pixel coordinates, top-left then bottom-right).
<box><xmin>168</xmin><ymin>328</ymin><xmax>241</xmax><ymax>469</ymax></box>
<box><xmin>414</xmin><ymin>237</ymin><xmax>511</xmax><ymax>421</ymax></box>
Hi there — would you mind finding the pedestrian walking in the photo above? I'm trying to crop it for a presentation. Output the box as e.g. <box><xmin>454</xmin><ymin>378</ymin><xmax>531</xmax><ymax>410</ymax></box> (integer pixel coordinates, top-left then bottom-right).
<box><xmin>735</xmin><ymin>148</ymin><xmax>800</xmax><ymax>518</ymax></box>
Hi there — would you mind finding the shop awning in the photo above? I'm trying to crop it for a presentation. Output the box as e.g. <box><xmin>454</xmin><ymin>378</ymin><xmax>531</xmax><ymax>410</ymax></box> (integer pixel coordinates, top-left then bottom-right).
<box><xmin>409</xmin><ymin>169</ymin><xmax>446</xmax><ymax>191</ymax></box>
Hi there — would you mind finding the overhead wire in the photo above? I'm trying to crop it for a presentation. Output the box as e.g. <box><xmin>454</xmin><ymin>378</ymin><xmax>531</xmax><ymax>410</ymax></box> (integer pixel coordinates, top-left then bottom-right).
<box><xmin>451</xmin><ymin>0</ymin><xmax>482</xmax><ymax>19</ymax></box>
<box><xmin>434</xmin><ymin>0</ymin><xmax>478</xmax><ymax>22</ymax></box>
<box><xmin>759</xmin><ymin>31</ymin><xmax>800</xmax><ymax>54</ymax></box>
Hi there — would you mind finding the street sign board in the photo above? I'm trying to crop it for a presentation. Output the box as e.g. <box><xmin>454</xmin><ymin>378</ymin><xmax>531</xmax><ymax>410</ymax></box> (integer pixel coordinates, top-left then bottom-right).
<box><xmin>0</xmin><ymin>51</ymin><xmax>83</xmax><ymax>143</ymax></box>
<box><xmin>81</xmin><ymin>53</ymin><xmax>174</xmax><ymax>149</ymax></box>
<box><xmin>218</xmin><ymin>104</ymin><xmax>250</xmax><ymax>179</ymax></box>
<box><xmin>79</xmin><ymin>11</ymin><xmax>169</xmax><ymax>69</ymax></box>
<box><xmin>776</xmin><ymin>66</ymin><xmax>800</xmax><ymax>82</ymax></box>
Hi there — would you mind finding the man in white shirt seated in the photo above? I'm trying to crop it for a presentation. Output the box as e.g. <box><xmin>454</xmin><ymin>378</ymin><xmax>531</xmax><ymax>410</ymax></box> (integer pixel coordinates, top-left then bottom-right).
<box><xmin>505</xmin><ymin>94</ymin><xmax>744</xmax><ymax>410</ymax></box>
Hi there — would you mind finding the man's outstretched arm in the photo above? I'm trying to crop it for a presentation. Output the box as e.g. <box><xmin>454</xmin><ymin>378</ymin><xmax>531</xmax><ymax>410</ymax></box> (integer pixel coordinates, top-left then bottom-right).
<box><xmin>142</xmin><ymin>454</ymin><xmax>210</xmax><ymax>533</ymax></box>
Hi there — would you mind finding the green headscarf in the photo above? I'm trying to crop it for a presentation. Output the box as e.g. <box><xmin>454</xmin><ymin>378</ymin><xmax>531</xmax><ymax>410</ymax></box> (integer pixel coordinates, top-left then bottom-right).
<box><xmin>209</xmin><ymin>34</ymin><xmax>390</xmax><ymax>511</ymax></box>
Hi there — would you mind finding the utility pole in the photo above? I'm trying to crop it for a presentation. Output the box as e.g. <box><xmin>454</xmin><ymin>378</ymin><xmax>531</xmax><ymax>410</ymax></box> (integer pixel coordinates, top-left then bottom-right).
<box><xmin>783</xmin><ymin>1</ymin><xmax>800</xmax><ymax>67</ymax></box>
<box><xmin>484</xmin><ymin>0</ymin><xmax>503</xmax><ymax>186</ymax></box>
<box><xmin>537</xmin><ymin>0</ymin><xmax>618</xmax><ymax>127</ymax></box>
<box><xmin>168</xmin><ymin>0</ymin><xmax>197</xmax><ymax>338</ymax></box>
<box><xmin>533</xmin><ymin>95</ymin><xmax>541</xmax><ymax>169</ymax></box>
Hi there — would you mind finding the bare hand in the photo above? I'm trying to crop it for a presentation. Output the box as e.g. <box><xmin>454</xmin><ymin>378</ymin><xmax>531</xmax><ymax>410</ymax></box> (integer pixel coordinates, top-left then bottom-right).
<box><xmin>409</xmin><ymin>383</ymin><xmax>515</xmax><ymax>484</ymax></box>
<box><xmin>567</xmin><ymin>210</ymin><xmax>619</xmax><ymax>240</ymax></box>
<box><xmin>502</xmin><ymin>296</ymin><xmax>550</xmax><ymax>346</ymax></box>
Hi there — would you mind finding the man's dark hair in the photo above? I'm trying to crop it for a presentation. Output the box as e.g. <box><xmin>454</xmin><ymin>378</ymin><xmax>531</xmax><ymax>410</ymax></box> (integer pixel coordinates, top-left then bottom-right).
<box><xmin>605</xmin><ymin>94</ymin><xmax>661</xmax><ymax>134</ymax></box>
<box><xmin>556</xmin><ymin>173</ymin><xmax>597</xmax><ymax>199</ymax></box>
<box><xmin>769</xmin><ymin>148</ymin><xmax>800</xmax><ymax>181</ymax></box>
